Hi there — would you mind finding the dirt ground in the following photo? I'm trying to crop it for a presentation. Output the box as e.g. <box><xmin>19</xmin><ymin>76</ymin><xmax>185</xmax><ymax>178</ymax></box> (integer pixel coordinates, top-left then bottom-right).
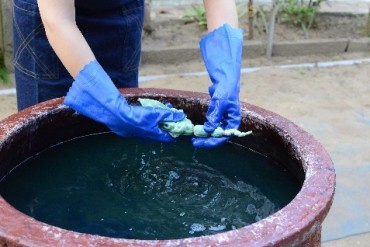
<box><xmin>142</xmin><ymin>6</ymin><xmax>369</xmax><ymax>49</ymax></box>
<box><xmin>138</xmin><ymin>52</ymin><xmax>370</xmax><ymax>156</ymax></box>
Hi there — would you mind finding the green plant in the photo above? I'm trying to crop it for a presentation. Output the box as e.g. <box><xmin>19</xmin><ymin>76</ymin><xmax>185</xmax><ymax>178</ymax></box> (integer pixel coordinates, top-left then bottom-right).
<box><xmin>254</xmin><ymin>6</ymin><xmax>270</xmax><ymax>34</ymax></box>
<box><xmin>0</xmin><ymin>68</ymin><xmax>9</xmax><ymax>84</ymax></box>
<box><xmin>183</xmin><ymin>4</ymin><xmax>248</xmax><ymax>30</ymax></box>
<box><xmin>279</xmin><ymin>0</ymin><xmax>327</xmax><ymax>38</ymax></box>
<box><xmin>236</xmin><ymin>2</ymin><xmax>248</xmax><ymax>20</ymax></box>
<box><xmin>0</xmin><ymin>50</ymin><xmax>9</xmax><ymax>84</ymax></box>
<box><xmin>182</xmin><ymin>5</ymin><xmax>207</xmax><ymax>29</ymax></box>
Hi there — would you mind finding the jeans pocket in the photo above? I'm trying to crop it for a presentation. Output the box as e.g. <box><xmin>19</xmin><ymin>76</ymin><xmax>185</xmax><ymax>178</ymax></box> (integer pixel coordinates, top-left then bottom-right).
<box><xmin>121</xmin><ymin>1</ymin><xmax>144</xmax><ymax>72</ymax></box>
<box><xmin>13</xmin><ymin>0</ymin><xmax>59</xmax><ymax>79</ymax></box>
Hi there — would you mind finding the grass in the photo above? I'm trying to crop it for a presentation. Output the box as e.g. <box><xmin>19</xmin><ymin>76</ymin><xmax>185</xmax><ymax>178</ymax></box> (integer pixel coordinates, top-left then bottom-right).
<box><xmin>253</xmin><ymin>6</ymin><xmax>270</xmax><ymax>35</ymax></box>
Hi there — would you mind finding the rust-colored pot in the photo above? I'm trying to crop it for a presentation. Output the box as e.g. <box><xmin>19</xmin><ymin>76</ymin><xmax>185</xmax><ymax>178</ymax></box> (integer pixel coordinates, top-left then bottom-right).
<box><xmin>0</xmin><ymin>88</ymin><xmax>335</xmax><ymax>247</ymax></box>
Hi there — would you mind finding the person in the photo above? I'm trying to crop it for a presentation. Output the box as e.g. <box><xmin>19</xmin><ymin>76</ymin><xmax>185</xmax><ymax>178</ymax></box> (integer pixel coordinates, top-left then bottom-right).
<box><xmin>13</xmin><ymin>0</ymin><xmax>243</xmax><ymax>148</ymax></box>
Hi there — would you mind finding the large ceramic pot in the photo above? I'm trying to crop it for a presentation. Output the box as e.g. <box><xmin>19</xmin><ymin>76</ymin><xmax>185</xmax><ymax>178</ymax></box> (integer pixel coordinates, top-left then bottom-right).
<box><xmin>0</xmin><ymin>88</ymin><xmax>335</xmax><ymax>247</ymax></box>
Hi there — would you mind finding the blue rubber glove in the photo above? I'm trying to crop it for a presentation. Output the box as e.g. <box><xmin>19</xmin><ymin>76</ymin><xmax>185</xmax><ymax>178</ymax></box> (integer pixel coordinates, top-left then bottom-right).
<box><xmin>64</xmin><ymin>60</ymin><xmax>185</xmax><ymax>142</ymax></box>
<box><xmin>192</xmin><ymin>24</ymin><xmax>243</xmax><ymax>148</ymax></box>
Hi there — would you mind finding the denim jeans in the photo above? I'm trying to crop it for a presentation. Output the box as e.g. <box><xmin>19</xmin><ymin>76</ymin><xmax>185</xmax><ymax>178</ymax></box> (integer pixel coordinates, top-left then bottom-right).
<box><xmin>13</xmin><ymin>0</ymin><xmax>144</xmax><ymax>110</ymax></box>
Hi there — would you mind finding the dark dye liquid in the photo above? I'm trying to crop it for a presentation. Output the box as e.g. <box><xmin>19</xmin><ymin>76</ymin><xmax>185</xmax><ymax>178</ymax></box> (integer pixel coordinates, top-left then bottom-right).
<box><xmin>0</xmin><ymin>133</ymin><xmax>301</xmax><ymax>240</ymax></box>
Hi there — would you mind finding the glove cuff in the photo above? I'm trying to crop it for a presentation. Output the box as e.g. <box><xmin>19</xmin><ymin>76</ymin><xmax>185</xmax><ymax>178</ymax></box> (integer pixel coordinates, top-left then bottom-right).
<box><xmin>64</xmin><ymin>60</ymin><xmax>126</xmax><ymax>108</ymax></box>
<box><xmin>75</xmin><ymin>60</ymin><xmax>104</xmax><ymax>86</ymax></box>
<box><xmin>200</xmin><ymin>24</ymin><xmax>243</xmax><ymax>63</ymax></box>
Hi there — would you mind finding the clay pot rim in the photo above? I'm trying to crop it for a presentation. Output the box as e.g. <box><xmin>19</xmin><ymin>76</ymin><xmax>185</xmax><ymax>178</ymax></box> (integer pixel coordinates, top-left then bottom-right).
<box><xmin>0</xmin><ymin>88</ymin><xmax>335</xmax><ymax>246</ymax></box>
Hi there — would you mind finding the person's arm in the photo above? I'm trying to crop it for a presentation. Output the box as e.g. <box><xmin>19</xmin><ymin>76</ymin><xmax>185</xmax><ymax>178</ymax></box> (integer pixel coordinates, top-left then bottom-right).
<box><xmin>37</xmin><ymin>0</ymin><xmax>94</xmax><ymax>78</ymax></box>
<box><xmin>203</xmin><ymin>0</ymin><xmax>239</xmax><ymax>31</ymax></box>
<box><xmin>37</xmin><ymin>0</ymin><xmax>185</xmax><ymax>142</ymax></box>
<box><xmin>193</xmin><ymin>0</ymin><xmax>243</xmax><ymax>148</ymax></box>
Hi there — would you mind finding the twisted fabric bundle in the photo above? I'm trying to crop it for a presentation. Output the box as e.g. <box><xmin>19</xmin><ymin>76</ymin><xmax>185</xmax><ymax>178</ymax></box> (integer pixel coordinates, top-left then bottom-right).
<box><xmin>138</xmin><ymin>98</ymin><xmax>252</xmax><ymax>138</ymax></box>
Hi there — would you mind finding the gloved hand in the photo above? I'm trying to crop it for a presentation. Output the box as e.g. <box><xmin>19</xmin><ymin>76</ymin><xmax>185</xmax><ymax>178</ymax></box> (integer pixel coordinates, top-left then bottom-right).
<box><xmin>64</xmin><ymin>60</ymin><xmax>185</xmax><ymax>142</ymax></box>
<box><xmin>192</xmin><ymin>24</ymin><xmax>243</xmax><ymax>148</ymax></box>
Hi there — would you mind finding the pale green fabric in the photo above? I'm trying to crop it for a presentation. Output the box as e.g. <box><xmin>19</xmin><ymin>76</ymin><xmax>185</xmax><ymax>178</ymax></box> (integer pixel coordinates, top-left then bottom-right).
<box><xmin>138</xmin><ymin>98</ymin><xmax>252</xmax><ymax>138</ymax></box>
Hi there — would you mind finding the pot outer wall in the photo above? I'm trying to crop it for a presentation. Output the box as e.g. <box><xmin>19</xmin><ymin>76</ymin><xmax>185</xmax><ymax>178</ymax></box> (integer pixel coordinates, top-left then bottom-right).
<box><xmin>0</xmin><ymin>88</ymin><xmax>335</xmax><ymax>247</ymax></box>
